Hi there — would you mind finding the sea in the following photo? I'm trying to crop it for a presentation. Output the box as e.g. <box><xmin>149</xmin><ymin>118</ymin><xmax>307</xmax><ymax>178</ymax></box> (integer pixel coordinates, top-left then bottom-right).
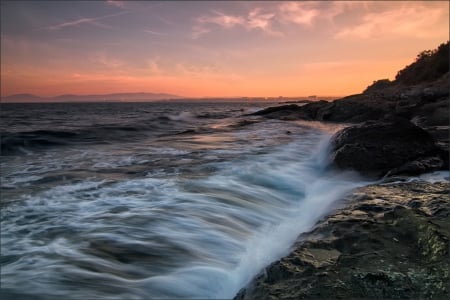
<box><xmin>1</xmin><ymin>101</ymin><xmax>371</xmax><ymax>299</ymax></box>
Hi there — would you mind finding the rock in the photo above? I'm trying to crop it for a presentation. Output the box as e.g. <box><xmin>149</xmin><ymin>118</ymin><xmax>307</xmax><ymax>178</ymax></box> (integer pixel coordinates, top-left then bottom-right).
<box><xmin>249</xmin><ymin>102</ymin><xmax>331</xmax><ymax>120</ymax></box>
<box><xmin>247</xmin><ymin>70</ymin><xmax>448</xmax><ymax>146</ymax></box>
<box><xmin>386</xmin><ymin>156</ymin><xmax>446</xmax><ymax>176</ymax></box>
<box><xmin>235</xmin><ymin>181</ymin><xmax>450</xmax><ymax>300</ymax></box>
<box><xmin>329</xmin><ymin>119</ymin><xmax>448</xmax><ymax>177</ymax></box>
<box><xmin>318</xmin><ymin>94</ymin><xmax>393</xmax><ymax>122</ymax></box>
<box><xmin>412</xmin><ymin>98</ymin><xmax>449</xmax><ymax>126</ymax></box>
<box><xmin>250</xmin><ymin>104</ymin><xmax>305</xmax><ymax>120</ymax></box>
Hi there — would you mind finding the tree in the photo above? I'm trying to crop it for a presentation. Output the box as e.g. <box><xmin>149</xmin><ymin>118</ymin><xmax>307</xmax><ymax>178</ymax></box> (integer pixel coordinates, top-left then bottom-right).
<box><xmin>395</xmin><ymin>41</ymin><xmax>449</xmax><ymax>85</ymax></box>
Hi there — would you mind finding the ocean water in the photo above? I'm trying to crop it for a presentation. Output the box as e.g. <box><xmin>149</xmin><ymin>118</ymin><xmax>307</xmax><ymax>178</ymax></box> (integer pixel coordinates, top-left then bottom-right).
<box><xmin>1</xmin><ymin>101</ymin><xmax>368</xmax><ymax>299</ymax></box>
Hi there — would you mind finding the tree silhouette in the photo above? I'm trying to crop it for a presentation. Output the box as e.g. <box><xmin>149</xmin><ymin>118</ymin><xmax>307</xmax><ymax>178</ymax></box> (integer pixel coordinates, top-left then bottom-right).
<box><xmin>395</xmin><ymin>41</ymin><xmax>449</xmax><ymax>85</ymax></box>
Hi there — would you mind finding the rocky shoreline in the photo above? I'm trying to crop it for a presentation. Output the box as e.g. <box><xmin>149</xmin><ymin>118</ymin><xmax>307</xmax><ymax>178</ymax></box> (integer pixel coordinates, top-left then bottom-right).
<box><xmin>236</xmin><ymin>42</ymin><xmax>449</xmax><ymax>298</ymax></box>
<box><xmin>235</xmin><ymin>179</ymin><xmax>450</xmax><ymax>299</ymax></box>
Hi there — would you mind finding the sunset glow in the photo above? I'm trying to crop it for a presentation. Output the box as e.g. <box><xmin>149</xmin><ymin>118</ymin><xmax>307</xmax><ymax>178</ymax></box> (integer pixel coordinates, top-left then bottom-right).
<box><xmin>1</xmin><ymin>1</ymin><xmax>448</xmax><ymax>98</ymax></box>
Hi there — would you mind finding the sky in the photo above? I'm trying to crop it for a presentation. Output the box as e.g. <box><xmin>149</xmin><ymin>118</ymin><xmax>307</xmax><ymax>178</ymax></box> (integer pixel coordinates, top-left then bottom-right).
<box><xmin>1</xmin><ymin>1</ymin><xmax>449</xmax><ymax>98</ymax></box>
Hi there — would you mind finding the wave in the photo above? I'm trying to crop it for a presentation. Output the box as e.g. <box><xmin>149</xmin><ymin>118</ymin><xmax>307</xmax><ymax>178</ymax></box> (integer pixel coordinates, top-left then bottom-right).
<box><xmin>1</xmin><ymin>125</ymin><xmax>149</xmax><ymax>155</ymax></box>
<box><xmin>0</xmin><ymin>130</ymin><xmax>371</xmax><ymax>299</ymax></box>
<box><xmin>1</xmin><ymin>130</ymin><xmax>78</xmax><ymax>155</ymax></box>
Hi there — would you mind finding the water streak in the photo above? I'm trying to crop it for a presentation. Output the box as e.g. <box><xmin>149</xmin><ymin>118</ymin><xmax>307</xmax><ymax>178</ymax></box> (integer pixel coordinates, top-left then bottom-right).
<box><xmin>1</xmin><ymin>102</ymin><xmax>368</xmax><ymax>299</ymax></box>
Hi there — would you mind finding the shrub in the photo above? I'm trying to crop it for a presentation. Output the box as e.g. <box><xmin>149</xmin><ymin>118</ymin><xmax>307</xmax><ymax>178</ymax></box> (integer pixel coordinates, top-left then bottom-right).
<box><xmin>364</xmin><ymin>79</ymin><xmax>393</xmax><ymax>93</ymax></box>
<box><xmin>395</xmin><ymin>41</ymin><xmax>449</xmax><ymax>85</ymax></box>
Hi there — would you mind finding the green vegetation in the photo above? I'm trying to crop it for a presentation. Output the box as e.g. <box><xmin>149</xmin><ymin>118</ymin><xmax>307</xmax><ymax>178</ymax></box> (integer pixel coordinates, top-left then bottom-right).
<box><xmin>395</xmin><ymin>41</ymin><xmax>449</xmax><ymax>85</ymax></box>
<box><xmin>364</xmin><ymin>41</ymin><xmax>449</xmax><ymax>93</ymax></box>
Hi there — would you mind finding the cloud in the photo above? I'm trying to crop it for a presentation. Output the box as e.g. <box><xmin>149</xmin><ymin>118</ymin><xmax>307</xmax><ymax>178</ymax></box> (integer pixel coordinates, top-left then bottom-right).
<box><xmin>44</xmin><ymin>11</ymin><xmax>129</xmax><ymax>31</ymax></box>
<box><xmin>175</xmin><ymin>62</ymin><xmax>217</xmax><ymax>77</ymax></box>
<box><xmin>146</xmin><ymin>57</ymin><xmax>163</xmax><ymax>75</ymax></box>
<box><xmin>191</xmin><ymin>2</ymin><xmax>352</xmax><ymax>39</ymax></box>
<box><xmin>192</xmin><ymin>11</ymin><xmax>238</xmax><ymax>39</ymax></box>
<box><xmin>247</xmin><ymin>8</ymin><xmax>281</xmax><ymax>36</ymax></box>
<box><xmin>196</xmin><ymin>11</ymin><xmax>244</xmax><ymax>29</ymax></box>
<box><xmin>46</xmin><ymin>18</ymin><xmax>111</xmax><ymax>31</ymax></box>
<box><xmin>335</xmin><ymin>3</ymin><xmax>447</xmax><ymax>39</ymax></box>
<box><xmin>106</xmin><ymin>0</ymin><xmax>125</xmax><ymax>9</ymax></box>
<box><xmin>192</xmin><ymin>8</ymin><xmax>281</xmax><ymax>39</ymax></box>
<box><xmin>92</xmin><ymin>53</ymin><xmax>124</xmax><ymax>69</ymax></box>
<box><xmin>278</xmin><ymin>2</ymin><xmax>320</xmax><ymax>26</ymax></box>
<box><xmin>191</xmin><ymin>26</ymin><xmax>212</xmax><ymax>40</ymax></box>
<box><xmin>143</xmin><ymin>29</ymin><xmax>167</xmax><ymax>36</ymax></box>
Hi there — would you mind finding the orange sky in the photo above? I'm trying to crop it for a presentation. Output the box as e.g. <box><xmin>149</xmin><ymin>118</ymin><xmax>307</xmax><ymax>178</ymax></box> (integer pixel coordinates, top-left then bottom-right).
<box><xmin>1</xmin><ymin>1</ymin><xmax>449</xmax><ymax>98</ymax></box>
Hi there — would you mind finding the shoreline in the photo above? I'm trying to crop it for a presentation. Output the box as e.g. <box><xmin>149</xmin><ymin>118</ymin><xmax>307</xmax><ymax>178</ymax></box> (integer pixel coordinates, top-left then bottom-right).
<box><xmin>235</xmin><ymin>172</ymin><xmax>450</xmax><ymax>299</ymax></box>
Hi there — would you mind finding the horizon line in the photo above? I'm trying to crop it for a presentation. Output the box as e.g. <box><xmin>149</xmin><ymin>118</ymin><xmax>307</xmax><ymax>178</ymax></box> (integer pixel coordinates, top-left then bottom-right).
<box><xmin>1</xmin><ymin>92</ymin><xmax>344</xmax><ymax>99</ymax></box>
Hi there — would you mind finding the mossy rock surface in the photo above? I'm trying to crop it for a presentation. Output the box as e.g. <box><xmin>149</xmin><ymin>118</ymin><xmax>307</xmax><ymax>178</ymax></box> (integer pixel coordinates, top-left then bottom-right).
<box><xmin>235</xmin><ymin>181</ymin><xmax>450</xmax><ymax>300</ymax></box>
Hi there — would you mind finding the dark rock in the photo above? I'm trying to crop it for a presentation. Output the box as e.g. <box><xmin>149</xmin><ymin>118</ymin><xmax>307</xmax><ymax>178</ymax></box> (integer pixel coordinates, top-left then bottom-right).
<box><xmin>250</xmin><ymin>104</ymin><xmax>304</xmax><ymax>119</ymax></box>
<box><xmin>249</xmin><ymin>102</ymin><xmax>331</xmax><ymax>120</ymax></box>
<box><xmin>329</xmin><ymin>119</ymin><xmax>448</xmax><ymax>177</ymax></box>
<box><xmin>319</xmin><ymin>95</ymin><xmax>392</xmax><ymax>122</ymax></box>
<box><xmin>412</xmin><ymin>97</ymin><xmax>449</xmax><ymax>126</ymax></box>
<box><xmin>236</xmin><ymin>181</ymin><xmax>450</xmax><ymax>300</ymax></box>
<box><xmin>387</xmin><ymin>156</ymin><xmax>446</xmax><ymax>176</ymax></box>
<box><xmin>236</xmin><ymin>43</ymin><xmax>450</xmax><ymax>300</ymax></box>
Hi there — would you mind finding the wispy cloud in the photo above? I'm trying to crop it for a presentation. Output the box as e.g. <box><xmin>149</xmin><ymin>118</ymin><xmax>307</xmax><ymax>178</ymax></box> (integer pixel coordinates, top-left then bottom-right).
<box><xmin>278</xmin><ymin>2</ymin><xmax>319</xmax><ymax>26</ymax></box>
<box><xmin>335</xmin><ymin>4</ymin><xmax>447</xmax><ymax>39</ymax></box>
<box><xmin>194</xmin><ymin>10</ymin><xmax>244</xmax><ymax>37</ymax></box>
<box><xmin>174</xmin><ymin>61</ymin><xmax>234</xmax><ymax>80</ymax></box>
<box><xmin>92</xmin><ymin>53</ymin><xmax>124</xmax><ymax>69</ymax></box>
<box><xmin>192</xmin><ymin>8</ymin><xmax>281</xmax><ymax>39</ymax></box>
<box><xmin>46</xmin><ymin>18</ymin><xmax>110</xmax><ymax>31</ymax></box>
<box><xmin>247</xmin><ymin>8</ymin><xmax>281</xmax><ymax>36</ymax></box>
<box><xmin>106</xmin><ymin>0</ymin><xmax>125</xmax><ymax>9</ymax></box>
<box><xmin>147</xmin><ymin>58</ymin><xmax>162</xmax><ymax>75</ymax></box>
<box><xmin>44</xmin><ymin>11</ymin><xmax>129</xmax><ymax>31</ymax></box>
<box><xmin>202</xmin><ymin>10</ymin><xmax>245</xmax><ymax>28</ymax></box>
<box><xmin>191</xmin><ymin>2</ymin><xmax>347</xmax><ymax>39</ymax></box>
<box><xmin>143</xmin><ymin>29</ymin><xmax>167</xmax><ymax>36</ymax></box>
<box><xmin>192</xmin><ymin>26</ymin><xmax>212</xmax><ymax>40</ymax></box>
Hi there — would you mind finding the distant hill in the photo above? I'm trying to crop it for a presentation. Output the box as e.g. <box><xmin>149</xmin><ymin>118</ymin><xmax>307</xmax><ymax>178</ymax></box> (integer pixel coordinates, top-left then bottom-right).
<box><xmin>2</xmin><ymin>93</ymin><xmax>44</xmax><ymax>102</ymax></box>
<box><xmin>1</xmin><ymin>92</ymin><xmax>182</xmax><ymax>103</ymax></box>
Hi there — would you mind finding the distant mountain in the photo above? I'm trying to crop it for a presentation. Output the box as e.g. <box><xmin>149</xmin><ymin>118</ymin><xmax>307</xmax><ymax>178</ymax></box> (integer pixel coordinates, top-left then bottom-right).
<box><xmin>1</xmin><ymin>93</ymin><xmax>44</xmax><ymax>102</ymax></box>
<box><xmin>2</xmin><ymin>92</ymin><xmax>182</xmax><ymax>103</ymax></box>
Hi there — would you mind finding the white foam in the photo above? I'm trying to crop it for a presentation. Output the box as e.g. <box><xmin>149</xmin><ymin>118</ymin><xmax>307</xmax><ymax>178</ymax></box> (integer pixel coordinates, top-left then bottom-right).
<box><xmin>92</xmin><ymin>156</ymin><xmax>149</xmax><ymax>169</ymax></box>
<box><xmin>1</xmin><ymin>123</ymin><xmax>371</xmax><ymax>299</ymax></box>
<box><xmin>380</xmin><ymin>170</ymin><xmax>450</xmax><ymax>185</ymax></box>
<box><xmin>418</xmin><ymin>170</ymin><xmax>450</xmax><ymax>183</ymax></box>
<box><xmin>168</xmin><ymin>111</ymin><xmax>195</xmax><ymax>122</ymax></box>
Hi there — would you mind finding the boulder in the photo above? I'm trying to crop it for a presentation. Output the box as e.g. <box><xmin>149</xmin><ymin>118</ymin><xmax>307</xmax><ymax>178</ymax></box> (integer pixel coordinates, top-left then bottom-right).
<box><xmin>321</xmin><ymin>95</ymin><xmax>391</xmax><ymax>122</ymax></box>
<box><xmin>329</xmin><ymin>119</ymin><xmax>448</xmax><ymax>177</ymax></box>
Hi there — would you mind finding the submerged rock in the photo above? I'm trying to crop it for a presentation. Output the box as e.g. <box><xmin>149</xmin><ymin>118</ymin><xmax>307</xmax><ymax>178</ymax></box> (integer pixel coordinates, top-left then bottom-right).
<box><xmin>235</xmin><ymin>180</ymin><xmax>450</xmax><ymax>300</ymax></box>
<box><xmin>329</xmin><ymin>119</ymin><xmax>448</xmax><ymax>178</ymax></box>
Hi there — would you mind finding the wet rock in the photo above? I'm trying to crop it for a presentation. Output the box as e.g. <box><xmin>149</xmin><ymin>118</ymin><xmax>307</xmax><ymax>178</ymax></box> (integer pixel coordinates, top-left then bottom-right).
<box><xmin>329</xmin><ymin>119</ymin><xmax>448</xmax><ymax>177</ymax></box>
<box><xmin>235</xmin><ymin>181</ymin><xmax>450</xmax><ymax>300</ymax></box>
<box><xmin>412</xmin><ymin>98</ymin><xmax>449</xmax><ymax>126</ymax></box>
<box><xmin>249</xmin><ymin>102</ymin><xmax>331</xmax><ymax>120</ymax></box>
<box><xmin>248</xmin><ymin>71</ymin><xmax>449</xmax><ymax>147</ymax></box>
<box><xmin>387</xmin><ymin>156</ymin><xmax>446</xmax><ymax>176</ymax></box>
